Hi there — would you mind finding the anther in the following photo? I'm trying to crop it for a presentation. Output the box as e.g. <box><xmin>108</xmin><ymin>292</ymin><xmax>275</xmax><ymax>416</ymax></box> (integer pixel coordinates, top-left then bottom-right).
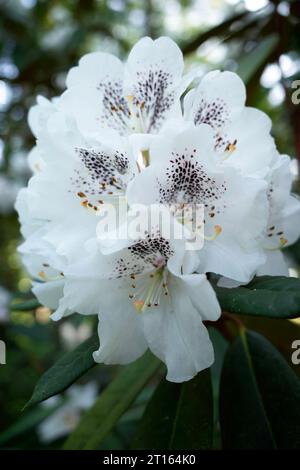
<box><xmin>204</xmin><ymin>225</ymin><xmax>222</xmax><ymax>241</ymax></box>
<box><xmin>133</xmin><ymin>300</ymin><xmax>144</xmax><ymax>312</ymax></box>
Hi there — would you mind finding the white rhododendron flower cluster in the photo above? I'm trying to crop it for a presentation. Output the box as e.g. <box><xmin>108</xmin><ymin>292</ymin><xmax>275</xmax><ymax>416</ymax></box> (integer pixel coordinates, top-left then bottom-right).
<box><xmin>16</xmin><ymin>37</ymin><xmax>300</xmax><ymax>382</ymax></box>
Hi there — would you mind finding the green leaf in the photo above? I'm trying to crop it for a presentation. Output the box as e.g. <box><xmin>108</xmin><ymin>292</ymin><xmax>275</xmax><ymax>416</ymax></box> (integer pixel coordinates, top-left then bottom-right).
<box><xmin>236</xmin><ymin>34</ymin><xmax>279</xmax><ymax>83</ymax></box>
<box><xmin>209</xmin><ymin>327</ymin><xmax>229</xmax><ymax>449</ymax></box>
<box><xmin>25</xmin><ymin>333</ymin><xmax>99</xmax><ymax>409</ymax></box>
<box><xmin>132</xmin><ymin>369</ymin><xmax>213</xmax><ymax>450</ymax></box>
<box><xmin>214</xmin><ymin>275</ymin><xmax>300</xmax><ymax>318</ymax></box>
<box><xmin>63</xmin><ymin>351</ymin><xmax>161</xmax><ymax>450</ymax></box>
<box><xmin>240</xmin><ymin>314</ymin><xmax>300</xmax><ymax>377</ymax></box>
<box><xmin>220</xmin><ymin>330</ymin><xmax>300</xmax><ymax>449</ymax></box>
<box><xmin>11</xmin><ymin>298</ymin><xmax>41</xmax><ymax>311</ymax></box>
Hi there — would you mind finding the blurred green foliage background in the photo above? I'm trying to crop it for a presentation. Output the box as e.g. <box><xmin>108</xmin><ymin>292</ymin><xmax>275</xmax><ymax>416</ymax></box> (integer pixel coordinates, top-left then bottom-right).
<box><xmin>1</xmin><ymin>0</ymin><xmax>300</xmax><ymax>449</ymax></box>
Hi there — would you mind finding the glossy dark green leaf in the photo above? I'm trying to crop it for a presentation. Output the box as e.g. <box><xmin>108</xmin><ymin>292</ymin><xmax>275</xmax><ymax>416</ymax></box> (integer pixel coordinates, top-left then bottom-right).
<box><xmin>236</xmin><ymin>34</ymin><xmax>279</xmax><ymax>83</ymax></box>
<box><xmin>220</xmin><ymin>330</ymin><xmax>300</xmax><ymax>449</ymax></box>
<box><xmin>241</xmin><ymin>314</ymin><xmax>300</xmax><ymax>377</ymax></box>
<box><xmin>63</xmin><ymin>351</ymin><xmax>161</xmax><ymax>450</ymax></box>
<box><xmin>209</xmin><ymin>327</ymin><xmax>229</xmax><ymax>449</ymax></box>
<box><xmin>25</xmin><ymin>333</ymin><xmax>99</xmax><ymax>409</ymax></box>
<box><xmin>132</xmin><ymin>369</ymin><xmax>213</xmax><ymax>450</ymax></box>
<box><xmin>214</xmin><ymin>275</ymin><xmax>300</xmax><ymax>318</ymax></box>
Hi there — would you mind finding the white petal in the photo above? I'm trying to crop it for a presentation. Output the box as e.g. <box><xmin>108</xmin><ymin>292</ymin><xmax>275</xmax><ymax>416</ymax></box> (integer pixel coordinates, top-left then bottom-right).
<box><xmin>32</xmin><ymin>279</ymin><xmax>64</xmax><ymax>310</ymax></box>
<box><xmin>177</xmin><ymin>273</ymin><xmax>221</xmax><ymax>321</ymax></box>
<box><xmin>126</xmin><ymin>36</ymin><xmax>184</xmax><ymax>84</ymax></box>
<box><xmin>142</xmin><ymin>274</ymin><xmax>215</xmax><ymax>382</ymax></box>
<box><xmin>198</xmin><ymin>235</ymin><xmax>266</xmax><ymax>283</ymax></box>
<box><xmin>184</xmin><ymin>71</ymin><xmax>246</xmax><ymax>129</ymax></box>
<box><xmin>282</xmin><ymin>195</ymin><xmax>300</xmax><ymax>246</ymax></box>
<box><xmin>127</xmin><ymin>123</ymin><xmax>216</xmax><ymax>205</ymax></box>
<box><xmin>28</xmin><ymin>95</ymin><xmax>57</xmax><ymax>137</ymax></box>
<box><xmin>66</xmin><ymin>52</ymin><xmax>124</xmax><ymax>89</ymax></box>
<box><xmin>124</xmin><ymin>37</ymin><xmax>185</xmax><ymax>133</ymax></box>
<box><xmin>257</xmin><ymin>250</ymin><xmax>289</xmax><ymax>276</ymax></box>
<box><xmin>220</xmin><ymin>107</ymin><xmax>276</xmax><ymax>175</ymax></box>
<box><xmin>56</xmin><ymin>257</ymin><xmax>105</xmax><ymax>316</ymax></box>
<box><xmin>93</xmin><ymin>290</ymin><xmax>147</xmax><ymax>365</ymax></box>
<box><xmin>64</xmin><ymin>52</ymin><xmax>130</xmax><ymax>135</ymax></box>
<box><xmin>197</xmin><ymin>169</ymin><xmax>268</xmax><ymax>282</ymax></box>
<box><xmin>51</xmin><ymin>296</ymin><xmax>74</xmax><ymax>321</ymax></box>
<box><xmin>27</xmin><ymin>146</ymin><xmax>45</xmax><ymax>174</ymax></box>
<box><xmin>265</xmin><ymin>154</ymin><xmax>300</xmax><ymax>249</ymax></box>
<box><xmin>62</xmin><ymin>253</ymin><xmax>148</xmax><ymax>363</ymax></box>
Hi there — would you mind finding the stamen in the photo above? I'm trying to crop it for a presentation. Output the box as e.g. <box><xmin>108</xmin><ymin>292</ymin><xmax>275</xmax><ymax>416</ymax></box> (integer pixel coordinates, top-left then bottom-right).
<box><xmin>133</xmin><ymin>300</ymin><xmax>144</xmax><ymax>312</ymax></box>
<box><xmin>38</xmin><ymin>270</ymin><xmax>64</xmax><ymax>281</ymax></box>
<box><xmin>137</xmin><ymin>103</ymin><xmax>146</xmax><ymax>133</ymax></box>
<box><xmin>222</xmin><ymin>139</ymin><xmax>238</xmax><ymax>161</ymax></box>
<box><xmin>131</xmin><ymin>269</ymin><xmax>167</xmax><ymax>313</ymax></box>
<box><xmin>204</xmin><ymin>225</ymin><xmax>222</xmax><ymax>241</ymax></box>
<box><xmin>265</xmin><ymin>237</ymin><xmax>288</xmax><ymax>251</ymax></box>
<box><xmin>80</xmin><ymin>198</ymin><xmax>101</xmax><ymax>213</ymax></box>
<box><xmin>225</xmin><ymin>139</ymin><xmax>237</xmax><ymax>153</ymax></box>
<box><xmin>125</xmin><ymin>95</ymin><xmax>146</xmax><ymax>133</ymax></box>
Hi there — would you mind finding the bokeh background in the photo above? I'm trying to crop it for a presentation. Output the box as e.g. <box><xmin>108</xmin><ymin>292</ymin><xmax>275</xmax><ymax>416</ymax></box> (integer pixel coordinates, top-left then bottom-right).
<box><xmin>1</xmin><ymin>0</ymin><xmax>300</xmax><ymax>449</ymax></box>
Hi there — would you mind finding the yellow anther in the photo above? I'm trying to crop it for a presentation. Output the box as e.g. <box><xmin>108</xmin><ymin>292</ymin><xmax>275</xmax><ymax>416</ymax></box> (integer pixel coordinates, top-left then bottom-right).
<box><xmin>280</xmin><ymin>237</ymin><xmax>288</xmax><ymax>248</ymax></box>
<box><xmin>126</xmin><ymin>95</ymin><xmax>134</xmax><ymax>103</ymax></box>
<box><xmin>204</xmin><ymin>225</ymin><xmax>222</xmax><ymax>241</ymax></box>
<box><xmin>133</xmin><ymin>300</ymin><xmax>144</xmax><ymax>312</ymax></box>
<box><xmin>226</xmin><ymin>140</ymin><xmax>237</xmax><ymax>153</ymax></box>
<box><xmin>265</xmin><ymin>236</ymin><xmax>288</xmax><ymax>251</ymax></box>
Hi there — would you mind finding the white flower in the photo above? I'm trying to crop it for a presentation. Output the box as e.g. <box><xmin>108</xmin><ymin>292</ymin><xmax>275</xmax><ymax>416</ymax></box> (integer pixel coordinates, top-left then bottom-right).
<box><xmin>60</xmin><ymin>37</ymin><xmax>197</xmax><ymax>139</ymax></box>
<box><xmin>16</xmin><ymin>111</ymin><xmax>137</xmax><ymax>315</ymax></box>
<box><xmin>127</xmin><ymin>122</ymin><xmax>269</xmax><ymax>283</ymax></box>
<box><xmin>16</xmin><ymin>35</ymin><xmax>300</xmax><ymax>384</ymax></box>
<box><xmin>16</xmin><ymin>187</ymin><xmax>67</xmax><ymax>313</ymax></box>
<box><xmin>38</xmin><ymin>382</ymin><xmax>97</xmax><ymax>443</ymax></box>
<box><xmin>59</xmin><ymin>206</ymin><xmax>221</xmax><ymax>383</ymax></box>
<box><xmin>28</xmin><ymin>95</ymin><xmax>61</xmax><ymax>138</ymax></box>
